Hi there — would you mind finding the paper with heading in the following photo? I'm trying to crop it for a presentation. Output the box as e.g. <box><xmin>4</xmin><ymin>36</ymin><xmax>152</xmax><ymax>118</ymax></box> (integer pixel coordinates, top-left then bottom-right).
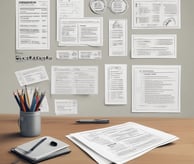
<box><xmin>51</xmin><ymin>66</ymin><xmax>98</xmax><ymax>95</ymax></box>
<box><xmin>109</xmin><ymin>19</ymin><xmax>128</xmax><ymax>56</ymax></box>
<box><xmin>15</xmin><ymin>66</ymin><xmax>49</xmax><ymax>86</ymax></box>
<box><xmin>55</xmin><ymin>99</ymin><xmax>78</xmax><ymax>115</ymax></box>
<box><xmin>105</xmin><ymin>64</ymin><xmax>127</xmax><ymax>105</ymax></box>
<box><xmin>132</xmin><ymin>0</ymin><xmax>181</xmax><ymax>29</ymax></box>
<box><xmin>67</xmin><ymin>122</ymin><xmax>179</xmax><ymax>164</ymax></box>
<box><xmin>58</xmin><ymin>18</ymin><xmax>103</xmax><ymax>46</ymax></box>
<box><xmin>57</xmin><ymin>0</ymin><xmax>84</xmax><ymax>41</ymax></box>
<box><xmin>132</xmin><ymin>65</ymin><xmax>181</xmax><ymax>112</ymax></box>
<box><xmin>131</xmin><ymin>34</ymin><xmax>177</xmax><ymax>58</ymax></box>
<box><xmin>16</xmin><ymin>0</ymin><xmax>50</xmax><ymax>50</ymax></box>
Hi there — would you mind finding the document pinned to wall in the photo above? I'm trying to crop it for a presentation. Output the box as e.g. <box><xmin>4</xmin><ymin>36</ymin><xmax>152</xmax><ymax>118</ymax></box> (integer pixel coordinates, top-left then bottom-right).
<box><xmin>16</xmin><ymin>0</ymin><xmax>50</xmax><ymax>50</ymax></box>
<box><xmin>56</xmin><ymin>50</ymin><xmax>79</xmax><ymax>60</ymax></box>
<box><xmin>58</xmin><ymin>18</ymin><xmax>103</xmax><ymax>46</ymax></box>
<box><xmin>57</xmin><ymin>0</ymin><xmax>84</xmax><ymax>18</ymax></box>
<box><xmin>57</xmin><ymin>0</ymin><xmax>84</xmax><ymax>40</ymax></box>
<box><xmin>131</xmin><ymin>35</ymin><xmax>177</xmax><ymax>58</ymax></box>
<box><xmin>109</xmin><ymin>19</ymin><xmax>128</xmax><ymax>56</ymax></box>
<box><xmin>109</xmin><ymin>0</ymin><xmax>128</xmax><ymax>14</ymax></box>
<box><xmin>39</xmin><ymin>96</ymin><xmax>49</xmax><ymax>112</ymax></box>
<box><xmin>132</xmin><ymin>0</ymin><xmax>181</xmax><ymax>29</ymax></box>
<box><xmin>79</xmin><ymin>50</ymin><xmax>102</xmax><ymax>60</ymax></box>
<box><xmin>105</xmin><ymin>64</ymin><xmax>127</xmax><ymax>105</ymax></box>
<box><xmin>132</xmin><ymin>65</ymin><xmax>181</xmax><ymax>112</ymax></box>
<box><xmin>51</xmin><ymin>66</ymin><xmax>98</xmax><ymax>95</ymax></box>
<box><xmin>55</xmin><ymin>99</ymin><xmax>78</xmax><ymax>115</ymax></box>
<box><xmin>89</xmin><ymin>0</ymin><xmax>107</xmax><ymax>15</ymax></box>
<box><xmin>15</xmin><ymin>66</ymin><xmax>49</xmax><ymax>86</ymax></box>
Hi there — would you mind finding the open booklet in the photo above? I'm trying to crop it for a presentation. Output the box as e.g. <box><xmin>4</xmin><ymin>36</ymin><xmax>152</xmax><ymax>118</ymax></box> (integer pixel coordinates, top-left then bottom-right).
<box><xmin>11</xmin><ymin>136</ymin><xmax>71</xmax><ymax>164</ymax></box>
<box><xmin>67</xmin><ymin>122</ymin><xmax>179</xmax><ymax>164</ymax></box>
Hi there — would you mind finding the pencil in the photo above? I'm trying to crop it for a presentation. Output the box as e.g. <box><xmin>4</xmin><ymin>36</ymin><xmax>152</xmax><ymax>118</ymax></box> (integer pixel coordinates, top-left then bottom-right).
<box><xmin>13</xmin><ymin>92</ymin><xmax>21</xmax><ymax>110</ymax></box>
<box><xmin>24</xmin><ymin>85</ymin><xmax>30</xmax><ymax>107</ymax></box>
<box><xmin>35</xmin><ymin>92</ymin><xmax>45</xmax><ymax>111</ymax></box>
<box><xmin>18</xmin><ymin>90</ymin><xmax>26</xmax><ymax>112</ymax></box>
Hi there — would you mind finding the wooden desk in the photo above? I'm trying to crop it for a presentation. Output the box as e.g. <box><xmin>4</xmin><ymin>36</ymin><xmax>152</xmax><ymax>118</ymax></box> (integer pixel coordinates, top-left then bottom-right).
<box><xmin>1</xmin><ymin>115</ymin><xmax>194</xmax><ymax>164</ymax></box>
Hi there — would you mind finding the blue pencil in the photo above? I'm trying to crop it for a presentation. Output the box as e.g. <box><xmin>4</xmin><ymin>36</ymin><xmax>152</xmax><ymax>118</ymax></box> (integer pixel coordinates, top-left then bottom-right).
<box><xmin>13</xmin><ymin>92</ymin><xmax>21</xmax><ymax>110</ymax></box>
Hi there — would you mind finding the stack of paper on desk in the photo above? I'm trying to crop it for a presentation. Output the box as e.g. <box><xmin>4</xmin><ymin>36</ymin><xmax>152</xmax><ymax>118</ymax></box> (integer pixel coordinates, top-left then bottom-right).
<box><xmin>11</xmin><ymin>136</ymin><xmax>71</xmax><ymax>164</ymax></box>
<box><xmin>67</xmin><ymin>122</ymin><xmax>179</xmax><ymax>164</ymax></box>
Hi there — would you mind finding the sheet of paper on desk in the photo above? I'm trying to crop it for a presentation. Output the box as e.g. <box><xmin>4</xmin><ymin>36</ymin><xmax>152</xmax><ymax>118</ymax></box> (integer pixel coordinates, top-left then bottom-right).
<box><xmin>67</xmin><ymin>122</ymin><xmax>179</xmax><ymax>164</ymax></box>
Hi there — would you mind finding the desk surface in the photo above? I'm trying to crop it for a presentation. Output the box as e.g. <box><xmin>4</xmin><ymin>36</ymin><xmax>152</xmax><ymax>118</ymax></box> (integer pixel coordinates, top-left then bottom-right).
<box><xmin>1</xmin><ymin>115</ymin><xmax>194</xmax><ymax>164</ymax></box>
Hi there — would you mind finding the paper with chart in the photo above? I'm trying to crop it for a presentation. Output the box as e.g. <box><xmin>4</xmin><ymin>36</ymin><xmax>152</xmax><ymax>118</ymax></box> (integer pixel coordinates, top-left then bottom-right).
<box><xmin>105</xmin><ymin>64</ymin><xmax>127</xmax><ymax>105</ymax></box>
<box><xmin>131</xmin><ymin>35</ymin><xmax>177</xmax><ymax>58</ymax></box>
<box><xmin>16</xmin><ymin>0</ymin><xmax>50</xmax><ymax>50</ymax></box>
<box><xmin>51</xmin><ymin>66</ymin><xmax>98</xmax><ymax>95</ymax></box>
<box><xmin>58</xmin><ymin>18</ymin><xmax>103</xmax><ymax>46</ymax></box>
<box><xmin>132</xmin><ymin>65</ymin><xmax>181</xmax><ymax>112</ymax></box>
<box><xmin>57</xmin><ymin>0</ymin><xmax>84</xmax><ymax>18</ymax></box>
<box><xmin>15</xmin><ymin>66</ymin><xmax>49</xmax><ymax>86</ymax></box>
<box><xmin>132</xmin><ymin>0</ymin><xmax>181</xmax><ymax>29</ymax></box>
<box><xmin>67</xmin><ymin>122</ymin><xmax>179</xmax><ymax>164</ymax></box>
<box><xmin>109</xmin><ymin>19</ymin><xmax>127</xmax><ymax>56</ymax></box>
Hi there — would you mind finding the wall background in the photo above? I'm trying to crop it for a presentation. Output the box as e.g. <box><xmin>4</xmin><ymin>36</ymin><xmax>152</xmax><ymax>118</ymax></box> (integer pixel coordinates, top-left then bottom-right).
<box><xmin>1</xmin><ymin>0</ymin><xmax>194</xmax><ymax>117</ymax></box>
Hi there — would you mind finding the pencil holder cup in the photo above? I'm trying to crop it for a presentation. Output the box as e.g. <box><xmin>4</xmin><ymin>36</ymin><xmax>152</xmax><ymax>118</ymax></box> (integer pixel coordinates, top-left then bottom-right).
<box><xmin>19</xmin><ymin>111</ymin><xmax>41</xmax><ymax>137</ymax></box>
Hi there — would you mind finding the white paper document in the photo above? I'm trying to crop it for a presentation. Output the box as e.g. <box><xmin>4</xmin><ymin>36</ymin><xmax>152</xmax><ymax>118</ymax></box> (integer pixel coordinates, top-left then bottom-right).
<box><xmin>132</xmin><ymin>65</ymin><xmax>181</xmax><ymax>112</ymax></box>
<box><xmin>57</xmin><ymin>0</ymin><xmax>84</xmax><ymax>18</ymax></box>
<box><xmin>67</xmin><ymin>122</ymin><xmax>179</xmax><ymax>163</ymax></box>
<box><xmin>105</xmin><ymin>64</ymin><xmax>127</xmax><ymax>105</ymax></box>
<box><xmin>58</xmin><ymin>18</ymin><xmax>103</xmax><ymax>46</ymax></box>
<box><xmin>109</xmin><ymin>19</ymin><xmax>128</xmax><ymax>56</ymax></box>
<box><xmin>109</xmin><ymin>0</ymin><xmax>128</xmax><ymax>14</ymax></box>
<box><xmin>15</xmin><ymin>66</ymin><xmax>49</xmax><ymax>86</ymax></box>
<box><xmin>132</xmin><ymin>0</ymin><xmax>181</xmax><ymax>29</ymax></box>
<box><xmin>56</xmin><ymin>50</ymin><xmax>78</xmax><ymax>60</ymax></box>
<box><xmin>55</xmin><ymin>99</ymin><xmax>78</xmax><ymax>115</ymax></box>
<box><xmin>132</xmin><ymin>35</ymin><xmax>177</xmax><ymax>58</ymax></box>
<box><xmin>89</xmin><ymin>0</ymin><xmax>107</xmax><ymax>14</ymax></box>
<box><xmin>39</xmin><ymin>96</ymin><xmax>49</xmax><ymax>112</ymax></box>
<box><xmin>79</xmin><ymin>50</ymin><xmax>102</xmax><ymax>59</ymax></box>
<box><xmin>51</xmin><ymin>66</ymin><xmax>98</xmax><ymax>95</ymax></box>
<box><xmin>57</xmin><ymin>0</ymin><xmax>84</xmax><ymax>41</ymax></box>
<box><xmin>16</xmin><ymin>0</ymin><xmax>50</xmax><ymax>50</ymax></box>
